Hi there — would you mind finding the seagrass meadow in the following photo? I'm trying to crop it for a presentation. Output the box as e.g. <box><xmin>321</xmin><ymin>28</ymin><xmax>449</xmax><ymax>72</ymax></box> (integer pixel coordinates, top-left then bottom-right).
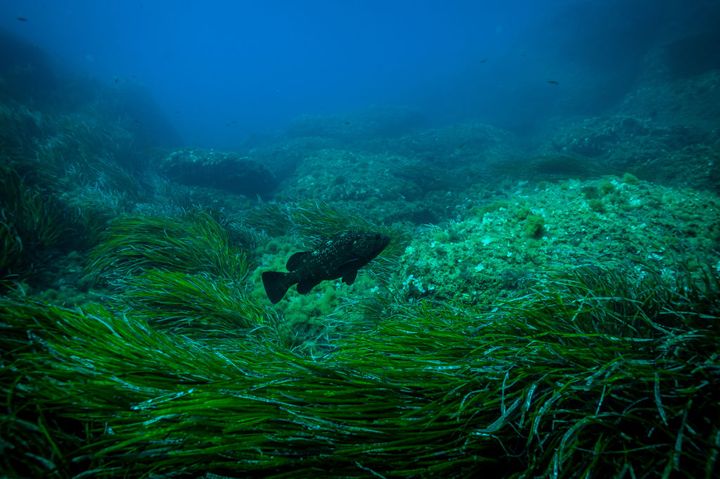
<box><xmin>2</xmin><ymin>107</ymin><xmax>720</xmax><ymax>478</ymax></box>
<box><xmin>2</xmin><ymin>15</ymin><xmax>720</xmax><ymax>478</ymax></box>
<box><xmin>1</xmin><ymin>196</ymin><xmax>719</xmax><ymax>478</ymax></box>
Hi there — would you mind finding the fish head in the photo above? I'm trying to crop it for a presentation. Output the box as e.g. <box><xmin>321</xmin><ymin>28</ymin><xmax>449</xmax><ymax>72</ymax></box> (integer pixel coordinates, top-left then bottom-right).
<box><xmin>359</xmin><ymin>232</ymin><xmax>390</xmax><ymax>259</ymax></box>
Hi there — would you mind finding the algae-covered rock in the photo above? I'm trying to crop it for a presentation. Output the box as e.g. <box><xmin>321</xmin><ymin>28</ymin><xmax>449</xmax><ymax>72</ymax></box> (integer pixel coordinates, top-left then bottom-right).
<box><xmin>395</xmin><ymin>176</ymin><xmax>720</xmax><ymax>303</ymax></box>
<box><xmin>278</xmin><ymin>148</ymin><xmax>419</xmax><ymax>202</ymax></box>
<box><xmin>276</xmin><ymin>148</ymin><xmax>453</xmax><ymax>224</ymax></box>
<box><xmin>159</xmin><ymin>148</ymin><xmax>277</xmax><ymax>197</ymax></box>
<box><xmin>540</xmin><ymin>115</ymin><xmax>720</xmax><ymax>192</ymax></box>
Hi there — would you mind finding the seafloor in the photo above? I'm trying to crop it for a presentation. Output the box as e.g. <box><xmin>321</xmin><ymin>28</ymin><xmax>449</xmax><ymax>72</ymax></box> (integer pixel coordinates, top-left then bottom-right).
<box><xmin>2</xmin><ymin>40</ymin><xmax>720</xmax><ymax>478</ymax></box>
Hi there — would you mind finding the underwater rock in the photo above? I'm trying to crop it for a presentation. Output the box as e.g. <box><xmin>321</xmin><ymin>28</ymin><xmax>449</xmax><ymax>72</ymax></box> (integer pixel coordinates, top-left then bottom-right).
<box><xmin>159</xmin><ymin>149</ymin><xmax>277</xmax><ymax>197</ymax></box>
<box><xmin>490</xmin><ymin>154</ymin><xmax>604</xmax><ymax>181</ymax></box>
<box><xmin>0</xmin><ymin>30</ymin><xmax>58</xmax><ymax>104</ymax></box>
<box><xmin>394</xmin><ymin>176</ymin><xmax>720</xmax><ymax>303</ymax></box>
<box><xmin>541</xmin><ymin>115</ymin><xmax>720</xmax><ymax>192</ymax></box>
<box><xmin>662</xmin><ymin>30</ymin><xmax>720</xmax><ymax>79</ymax></box>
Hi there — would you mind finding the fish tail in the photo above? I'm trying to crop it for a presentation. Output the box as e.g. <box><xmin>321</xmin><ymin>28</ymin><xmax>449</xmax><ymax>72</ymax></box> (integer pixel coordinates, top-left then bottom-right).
<box><xmin>262</xmin><ymin>271</ymin><xmax>293</xmax><ymax>304</ymax></box>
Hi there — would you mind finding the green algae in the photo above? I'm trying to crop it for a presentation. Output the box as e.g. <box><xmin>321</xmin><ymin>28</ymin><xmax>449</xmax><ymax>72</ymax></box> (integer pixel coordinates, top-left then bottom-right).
<box><xmin>1</xmin><ymin>265</ymin><xmax>718</xmax><ymax>478</ymax></box>
<box><xmin>0</xmin><ymin>164</ymin><xmax>73</xmax><ymax>285</ymax></box>
<box><xmin>86</xmin><ymin>212</ymin><xmax>248</xmax><ymax>285</ymax></box>
<box><xmin>124</xmin><ymin>270</ymin><xmax>265</xmax><ymax>335</ymax></box>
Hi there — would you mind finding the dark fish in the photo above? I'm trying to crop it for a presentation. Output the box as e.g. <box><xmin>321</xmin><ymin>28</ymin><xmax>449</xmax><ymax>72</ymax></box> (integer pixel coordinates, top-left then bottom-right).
<box><xmin>547</xmin><ymin>80</ymin><xmax>559</xmax><ymax>85</ymax></box>
<box><xmin>262</xmin><ymin>231</ymin><xmax>390</xmax><ymax>304</ymax></box>
<box><xmin>16</xmin><ymin>16</ymin><xmax>28</xmax><ymax>22</ymax></box>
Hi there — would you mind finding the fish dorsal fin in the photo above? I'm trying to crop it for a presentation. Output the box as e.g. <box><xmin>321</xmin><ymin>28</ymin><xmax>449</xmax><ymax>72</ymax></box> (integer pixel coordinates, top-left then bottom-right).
<box><xmin>286</xmin><ymin>251</ymin><xmax>311</xmax><ymax>271</ymax></box>
<box><xmin>342</xmin><ymin>269</ymin><xmax>358</xmax><ymax>285</ymax></box>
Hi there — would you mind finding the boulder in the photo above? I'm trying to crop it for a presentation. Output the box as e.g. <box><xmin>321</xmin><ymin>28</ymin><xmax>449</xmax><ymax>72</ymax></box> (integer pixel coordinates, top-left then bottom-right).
<box><xmin>159</xmin><ymin>149</ymin><xmax>276</xmax><ymax>197</ymax></box>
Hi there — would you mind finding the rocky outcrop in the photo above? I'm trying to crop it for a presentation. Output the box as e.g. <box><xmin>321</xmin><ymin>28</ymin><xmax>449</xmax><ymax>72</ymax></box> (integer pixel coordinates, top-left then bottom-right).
<box><xmin>159</xmin><ymin>149</ymin><xmax>277</xmax><ymax>197</ymax></box>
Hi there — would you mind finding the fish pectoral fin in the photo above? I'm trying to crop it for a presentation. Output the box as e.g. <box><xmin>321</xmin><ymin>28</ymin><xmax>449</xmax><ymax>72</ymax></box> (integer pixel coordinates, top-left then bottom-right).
<box><xmin>339</xmin><ymin>258</ymin><xmax>363</xmax><ymax>271</ymax></box>
<box><xmin>297</xmin><ymin>278</ymin><xmax>321</xmax><ymax>295</ymax></box>
<box><xmin>286</xmin><ymin>251</ymin><xmax>311</xmax><ymax>271</ymax></box>
<box><xmin>342</xmin><ymin>269</ymin><xmax>358</xmax><ymax>285</ymax></box>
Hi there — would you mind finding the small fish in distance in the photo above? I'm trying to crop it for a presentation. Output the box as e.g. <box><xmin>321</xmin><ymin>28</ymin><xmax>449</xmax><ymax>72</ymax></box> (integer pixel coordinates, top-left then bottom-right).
<box><xmin>262</xmin><ymin>231</ymin><xmax>390</xmax><ymax>304</ymax></box>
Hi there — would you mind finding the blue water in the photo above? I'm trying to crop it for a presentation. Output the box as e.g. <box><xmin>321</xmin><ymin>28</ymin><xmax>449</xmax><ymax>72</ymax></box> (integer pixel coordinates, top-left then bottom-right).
<box><xmin>0</xmin><ymin>0</ymin><xmax>716</xmax><ymax>148</ymax></box>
